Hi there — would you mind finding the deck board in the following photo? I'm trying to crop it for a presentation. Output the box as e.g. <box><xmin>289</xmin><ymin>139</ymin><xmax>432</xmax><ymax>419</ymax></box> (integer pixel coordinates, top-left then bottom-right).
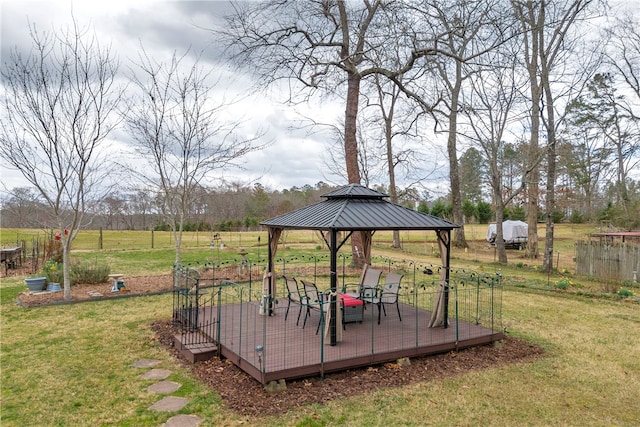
<box><xmin>191</xmin><ymin>300</ymin><xmax>503</xmax><ymax>384</ymax></box>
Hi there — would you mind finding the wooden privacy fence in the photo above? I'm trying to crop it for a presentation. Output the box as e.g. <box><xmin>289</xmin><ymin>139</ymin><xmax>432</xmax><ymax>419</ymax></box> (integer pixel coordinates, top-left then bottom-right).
<box><xmin>575</xmin><ymin>241</ymin><xmax>640</xmax><ymax>282</ymax></box>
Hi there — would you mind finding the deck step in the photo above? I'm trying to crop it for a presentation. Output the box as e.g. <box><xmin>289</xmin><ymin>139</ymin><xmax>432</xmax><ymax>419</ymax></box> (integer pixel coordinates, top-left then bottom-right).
<box><xmin>173</xmin><ymin>334</ymin><xmax>218</xmax><ymax>363</ymax></box>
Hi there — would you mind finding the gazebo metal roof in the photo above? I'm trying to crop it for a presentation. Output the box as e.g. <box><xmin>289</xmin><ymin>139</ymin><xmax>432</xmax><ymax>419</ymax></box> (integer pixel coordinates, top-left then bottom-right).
<box><xmin>260</xmin><ymin>184</ymin><xmax>459</xmax><ymax>345</ymax></box>
<box><xmin>261</xmin><ymin>184</ymin><xmax>459</xmax><ymax>231</ymax></box>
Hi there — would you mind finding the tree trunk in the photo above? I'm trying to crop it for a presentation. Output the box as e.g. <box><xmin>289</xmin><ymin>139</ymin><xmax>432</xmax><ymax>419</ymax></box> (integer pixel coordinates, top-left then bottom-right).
<box><xmin>344</xmin><ymin>73</ymin><xmax>362</xmax><ymax>185</ymax></box>
<box><xmin>495</xmin><ymin>201</ymin><xmax>508</xmax><ymax>264</ymax></box>
<box><xmin>62</xmin><ymin>237</ymin><xmax>72</xmax><ymax>301</ymax></box>
<box><xmin>489</xmin><ymin>160</ymin><xmax>508</xmax><ymax>263</ymax></box>
<box><xmin>384</xmin><ymin>98</ymin><xmax>401</xmax><ymax>249</ymax></box>
<box><xmin>448</xmin><ymin>69</ymin><xmax>468</xmax><ymax>248</ymax></box>
<box><xmin>543</xmin><ymin>82</ymin><xmax>556</xmax><ymax>272</ymax></box>
<box><xmin>345</xmin><ymin>72</ymin><xmax>365</xmax><ymax>267</ymax></box>
<box><xmin>525</xmin><ymin>78</ymin><xmax>540</xmax><ymax>260</ymax></box>
<box><xmin>516</xmin><ymin>0</ymin><xmax>542</xmax><ymax>260</ymax></box>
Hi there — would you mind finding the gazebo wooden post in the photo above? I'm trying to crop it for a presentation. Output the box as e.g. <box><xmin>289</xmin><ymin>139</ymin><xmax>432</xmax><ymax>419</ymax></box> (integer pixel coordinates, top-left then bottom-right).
<box><xmin>266</xmin><ymin>226</ymin><xmax>282</xmax><ymax>316</ymax></box>
<box><xmin>329</xmin><ymin>228</ymin><xmax>338</xmax><ymax>346</ymax></box>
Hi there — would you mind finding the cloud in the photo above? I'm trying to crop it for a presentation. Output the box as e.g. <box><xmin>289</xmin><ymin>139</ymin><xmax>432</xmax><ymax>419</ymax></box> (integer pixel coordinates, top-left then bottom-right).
<box><xmin>0</xmin><ymin>1</ymin><xmax>448</xmax><ymax>194</ymax></box>
<box><xmin>0</xmin><ymin>1</ymin><xmax>335</xmax><ymax>192</ymax></box>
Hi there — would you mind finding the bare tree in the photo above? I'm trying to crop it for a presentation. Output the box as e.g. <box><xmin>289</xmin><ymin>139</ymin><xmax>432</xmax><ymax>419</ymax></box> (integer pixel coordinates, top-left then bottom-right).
<box><xmin>511</xmin><ymin>0</ymin><xmax>543</xmax><ymax>260</ymax></box>
<box><xmin>0</xmin><ymin>19</ymin><xmax>122</xmax><ymax>300</ymax></box>
<box><xmin>464</xmin><ymin>43</ymin><xmax>535</xmax><ymax>263</ymax></box>
<box><xmin>605</xmin><ymin>14</ymin><xmax>640</xmax><ymax>116</ymax></box>
<box><xmin>364</xmin><ymin>72</ymin><xmax>426</xmax><ymax>248</ymax></box>
<box><xmin>565</xmin><ymin>73</ymin><xmax>640</xmax><ymax>225</ymax></box>
<box><xmin>220</xmin><ymin>0</ymin><xmax>470</xmax><ymax>266</ymax></box>
<box><xmin>380</xmin><ymin>0</ymin><xmax>515</xmax><ymax>249</ymax></box>
<box><xmin>604</xmin><ymin>14</ymin><xmax>640</xmax><ymax>224</ymax></box>
<box><xmin>511</xmin><ymin>0</ymin><xmax>596</xmax><ymax>270</ymax></box>
<box><xmin>430</xmin><ymin>0</ymin><xmax>505</xmax><ymax>249</ymax></box>
<box><xmin>220</xmin><ymin>0</ymin><xmax>398</xmax><ymax>266</ymax></box>
<box><xmin>125</xmin><ymin>48</ymin><xmax>264</xmax><ymax>265</ymax></box>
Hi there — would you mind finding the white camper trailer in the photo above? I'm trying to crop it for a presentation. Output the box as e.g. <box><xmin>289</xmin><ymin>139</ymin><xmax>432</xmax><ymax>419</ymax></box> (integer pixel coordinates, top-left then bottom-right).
<box><xmin>487</xmin><ymin>220</ymin><xmax>528</xmax><ymax>249</ymax></box>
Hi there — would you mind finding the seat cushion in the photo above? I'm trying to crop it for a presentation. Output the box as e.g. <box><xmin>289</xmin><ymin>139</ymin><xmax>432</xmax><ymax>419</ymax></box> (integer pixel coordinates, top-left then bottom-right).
<box><xmin>340</xmin><ymin>294</ymin><xmax>363</xmax><ymax>307</ymax></box>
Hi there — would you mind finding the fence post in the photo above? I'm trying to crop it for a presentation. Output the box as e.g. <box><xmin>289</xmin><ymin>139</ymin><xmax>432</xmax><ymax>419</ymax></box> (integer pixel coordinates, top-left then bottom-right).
<box><xmin>454</xmin><ymin>281</ymin><xmax>459</xmax><ymax>343</ymax></box>
<box><xmin>216</xmin><ymin>286</ymin><xmax>222</xmax><ymax>355</ymax></box>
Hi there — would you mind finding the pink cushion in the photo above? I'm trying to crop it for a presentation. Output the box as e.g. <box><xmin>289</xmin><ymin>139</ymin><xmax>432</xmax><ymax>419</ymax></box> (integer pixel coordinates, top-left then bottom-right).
<box><xmin>340</xmin><ymin>294</ymin><xmax>363</xmax><ymax>307</ymax></box>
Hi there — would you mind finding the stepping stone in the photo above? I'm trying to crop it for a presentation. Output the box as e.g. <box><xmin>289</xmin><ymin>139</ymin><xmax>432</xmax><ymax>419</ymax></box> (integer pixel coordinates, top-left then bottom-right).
<box><xmin>130</xmin><ymin>359</ymin><xmax>162</xmax><ymax>368</ymax></box>
<box><xmin>163</xmin><ymin>414</ymin><xmax>203</xmax><ymax>427</ymax></box>
<box><xmin>149</xmin><ymin>396</ymin><xmax>191</xmax><ymax>412</ymax></box>
<box><xmin>139</xmin><ymin>369</ymin><xmax>172</xmax><ymax>380</ymax></box>
<box><xmin>148</xmin><ymin>381</ymin><xmax>181</xmax><ymax>394</ymax></box>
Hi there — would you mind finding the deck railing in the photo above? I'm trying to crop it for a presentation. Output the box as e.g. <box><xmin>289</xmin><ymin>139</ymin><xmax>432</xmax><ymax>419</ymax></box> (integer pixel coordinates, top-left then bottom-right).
<box><xmin>172</xmin><ymin>257</ymin><xmax>503</xmax><ymax>382</ymax></box>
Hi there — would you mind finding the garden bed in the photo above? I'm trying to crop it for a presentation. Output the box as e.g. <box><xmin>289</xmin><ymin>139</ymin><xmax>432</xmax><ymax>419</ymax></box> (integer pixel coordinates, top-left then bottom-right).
<box><xmin>16</xmin><ymin>275</ymin><xmax>173</xmax><ymax>307</ymax></box>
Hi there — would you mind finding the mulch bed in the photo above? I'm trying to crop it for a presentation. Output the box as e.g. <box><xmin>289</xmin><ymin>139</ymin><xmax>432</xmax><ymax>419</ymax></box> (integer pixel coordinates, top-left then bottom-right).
<box><xmin>152</xmin><ymin>319</ymin><xmax>545</xmax><ymax>417</ymax></box>
<box><xmin>15</xmin><ymin>274</ymin><xmax>173</xmax><ymax>307</ymax></box>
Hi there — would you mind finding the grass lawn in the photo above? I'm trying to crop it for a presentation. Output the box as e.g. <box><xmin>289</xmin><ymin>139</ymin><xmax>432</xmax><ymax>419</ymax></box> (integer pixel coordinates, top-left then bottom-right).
<box><xmin>2</xmin><ymin>278</ymin><xmax>638</xmax><ymax>426</ymax></box>
<box><xmin>2</xmin><ymin>225</ymin><xmax>639</xmax><ymax>425</ymax></box>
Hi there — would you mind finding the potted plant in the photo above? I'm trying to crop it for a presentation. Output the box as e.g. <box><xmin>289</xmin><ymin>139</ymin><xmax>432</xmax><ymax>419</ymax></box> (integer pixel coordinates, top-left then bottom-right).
<box><xmin>43</xmin><ymin>259</ymin><xmax>63</xmax><ymax>292</ymax></box>
<box><xmin>25</xmin><ymin>275</ymin><xmax>47</xmax><ymax>292</ymax></box>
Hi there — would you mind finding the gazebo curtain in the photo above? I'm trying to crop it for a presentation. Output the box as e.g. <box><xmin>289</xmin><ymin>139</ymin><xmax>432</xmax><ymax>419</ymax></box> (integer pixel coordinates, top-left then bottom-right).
<box><xmin>428</xmin><ymin>229</ymin><xmax>450</xmax><ymax>328</ymax></box>
<box><xmin>263</xmin><ymin>227</ymin><xmax>282</xmax><ymax>315</ymax></box>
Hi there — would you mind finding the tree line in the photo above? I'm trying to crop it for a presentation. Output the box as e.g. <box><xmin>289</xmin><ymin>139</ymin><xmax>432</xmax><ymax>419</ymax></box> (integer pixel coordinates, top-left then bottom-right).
<box><xmin>1</xmin><ymin>181</ymin><xmax>496</xmax><ymax>230</ymax></box>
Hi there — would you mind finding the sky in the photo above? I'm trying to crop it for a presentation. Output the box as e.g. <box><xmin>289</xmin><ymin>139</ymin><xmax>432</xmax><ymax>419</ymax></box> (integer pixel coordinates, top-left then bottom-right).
<box><xmin>2</xmin><ymin>1</ymin><xmax>638</xmax><ymax>198</ymax></box>
<box><xmin>0</xmin><ymin>0</ymin><xmax>367</xmax><ymax>193</ymax></box>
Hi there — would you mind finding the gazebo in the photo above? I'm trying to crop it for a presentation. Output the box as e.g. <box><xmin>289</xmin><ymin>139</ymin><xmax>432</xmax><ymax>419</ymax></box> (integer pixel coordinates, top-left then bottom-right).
<box><xmin>174</xmin><ymin>184</ymin><xmax>504</xmax><ymax>384</ymax></box>
<box><xmin>260</xmin><ymin>184</ymin><xmax>460</xmax><ymax>345</ymax></box>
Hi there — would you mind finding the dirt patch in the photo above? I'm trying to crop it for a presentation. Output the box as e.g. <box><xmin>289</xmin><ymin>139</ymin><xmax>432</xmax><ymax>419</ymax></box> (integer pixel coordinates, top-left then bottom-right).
<box><xmin>151</xmin><ymin>320</ymin><xmax>545</xmax><ymax>417</ymax></box>
<box><xmin>16</xmin><ymin>274</ymin><xmax>173</xmax><ymax>307</ymax></box>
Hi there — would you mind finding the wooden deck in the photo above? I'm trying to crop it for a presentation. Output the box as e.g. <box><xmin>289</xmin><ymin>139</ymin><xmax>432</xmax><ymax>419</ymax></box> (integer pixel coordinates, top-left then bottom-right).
<box><xmin>177</xmin><ymin>299</ymin><xmax>504</xmax><ymax>384</ymax></box>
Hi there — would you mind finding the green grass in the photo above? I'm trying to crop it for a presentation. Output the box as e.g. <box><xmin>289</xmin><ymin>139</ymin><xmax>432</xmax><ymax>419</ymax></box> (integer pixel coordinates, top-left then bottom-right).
<box><xmin>2</xmin><ymin>225</ymin><xmax>639</xmax><ymax>425</ymax></box>
<box><xmin>0</xmin><ymin>280</ymin><xmax>239</xmax><ymax>426</ymax></box>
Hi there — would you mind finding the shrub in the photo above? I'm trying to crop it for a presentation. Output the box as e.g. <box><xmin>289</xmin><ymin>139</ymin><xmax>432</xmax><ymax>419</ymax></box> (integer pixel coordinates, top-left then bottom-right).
<box><xmin>430</xmin><ymin>200</ymin><xmax>448</xmax><ymax>218</ymax></box>
<box><xmin>42</xmin><ymin>259</ymin><xmax>64</xmax><ymax>283</ymax></box>
<box><xmin>617</xmin><ymin>288</ymin><xmax>634</xmax><ymax>298</ymax></box>
<box><xmin>505</xmin><ymin>205</ymin><xmax>526</xmax><ymax>221</ymax></box>
<box><xmin>569</xmin><ymin>210</ymin><xmax>584</xmax><ymax>224</ymax></box>
<box><xmin>70</xmin><ymin>260</ymin><xmax>111</xmax><ymax>285</ymax></box>
<box><xmin>475</xmin><ymin>201</ymin><xmax>492</xmax><ymax>224</ymax></box>
<box><xmin>555</xmin><ymin>277</ymin><xmax>573</xmax><ymax>290</ymax></box>
<box><xmin>552</xmin><ymin>209</ymin><xmax>565</xmax><ymax>223</ymax></box>
<box><xmin>45</xmin><ymin>239</ymin><xmax>63</xmax><ymax>263</ymax></box>
<box><xmin>462</xmin><ymin>199</ymin><xmax>476</xmax><ymax>222</ymax></box>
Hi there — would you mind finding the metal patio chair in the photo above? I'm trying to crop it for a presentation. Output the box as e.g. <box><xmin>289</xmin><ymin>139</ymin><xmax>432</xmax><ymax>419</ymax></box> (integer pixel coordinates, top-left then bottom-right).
<box><xmin>356</xmin><ymin>264</ymin><xmax>383</xmax><ymax>306</ymax></box>
<box><xmin>301</xmin><ymin>279</ymin><xmax>325</xmax><ymax>334</ymax></box>
<box><xmin>373</xmin><ymin>272</ymin><xmax>403</xmax><ymax>324</ymax></box>
<box><xmin>283</xmin><ymin>275</ymin><xmax>305</xmax><ymax>325</ymax></box>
